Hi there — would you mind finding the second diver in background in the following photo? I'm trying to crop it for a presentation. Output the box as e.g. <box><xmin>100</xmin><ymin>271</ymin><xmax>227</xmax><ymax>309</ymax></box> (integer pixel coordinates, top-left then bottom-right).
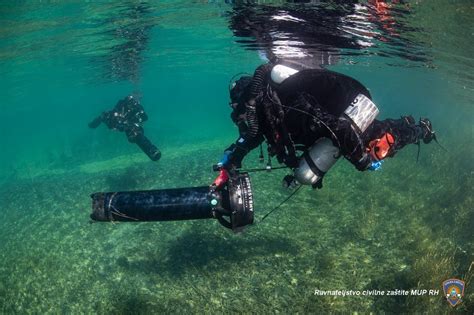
<box><xmin>89</xmin><ymin>95</ymin><xmax>161</xmax><ymax>161</ymax></box>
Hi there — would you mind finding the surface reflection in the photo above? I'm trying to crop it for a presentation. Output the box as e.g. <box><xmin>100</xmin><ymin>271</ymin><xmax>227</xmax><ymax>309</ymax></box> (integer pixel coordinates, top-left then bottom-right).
<box><xmin>226</xmin><ymin>0</ymin><xmax>429</xmax><ymax>68</ymax></box>
<box><xmin>90</xmin><ymin>2</ymin><xmax>157</xmax><ymax>83</ymax></box>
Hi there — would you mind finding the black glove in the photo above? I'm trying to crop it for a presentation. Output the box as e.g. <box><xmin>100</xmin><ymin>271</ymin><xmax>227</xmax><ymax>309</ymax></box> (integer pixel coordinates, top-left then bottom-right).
<box><xmin>418</xmin><ymin>118</ymin><xmax>435</xmax><ymax>144</ymax></box>
<box><xmin>213</xmin><ymin>148</ymin><xmax>239</xmax><ymax>176</ymax></box>
<box><xmin>312</xmin><ymin>178</ymin><xmax>323</xmax><ymax>189</ymax></box>
<box><xmin>282</xmin><ymin>175</ymin><xmax>299</xmax><ymax>189</ymax></box>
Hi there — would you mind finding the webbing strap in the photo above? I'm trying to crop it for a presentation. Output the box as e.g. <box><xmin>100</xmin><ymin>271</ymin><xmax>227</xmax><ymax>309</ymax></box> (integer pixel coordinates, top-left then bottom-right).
<box><xmin>303</xmin><ymin>151</ymin><xmax>325</xmax><ymax>178</ymax></box>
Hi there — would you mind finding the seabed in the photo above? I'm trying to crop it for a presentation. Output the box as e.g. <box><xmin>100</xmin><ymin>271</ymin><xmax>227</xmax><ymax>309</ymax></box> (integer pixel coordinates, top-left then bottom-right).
<box><xmin>0</xmin><ymin>138</ymin><xmax>472</xmax><ymax>313</ymax></box>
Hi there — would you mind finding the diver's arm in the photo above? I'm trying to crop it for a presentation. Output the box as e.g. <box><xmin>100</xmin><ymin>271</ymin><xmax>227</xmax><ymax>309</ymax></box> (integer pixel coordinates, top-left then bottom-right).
<box><xmin>342</xmin><ymin>117</ymin><xmax>420</xmax><ymax>171</ymax></box>
<box><xmin>348</xmin><ymin>116</ymin><xmax>435</xmax><ymax>171</ymax></box>
<box><xmin>221</xmin><ymin>134</ymin><xmax>265</xmax><ymax>169</ymax></box>
<box><xmin>333</xmin><ymin>118</ymin><xmax>374</xmax><ymax>171</ymax></box>
<box><xmin>367</xmin><ymin>116</ymin><xmax>430</xmax><ymax>152</ymax></box>
<box><xmin>219</xmin><ymin>64</ymin><xmax>271</xmax><ymax>169</ymax></box>
<box><xmin>88</xmin><ymin>111</ymin><xmax>111</xmax><ymax>129</ymax></box>
<box><xmin>213</xmin><ymin>134</ymin><xmax>263</xmax><ymax>190</ymax></box>
<box><xmin>346</xmin><ymin>150</ymin><xmax>373</xmax><ymax>171</ymax></box>
<box><xmin>88</xmin><ymin>114</ymin><xmax>103</xmax><ymax>128</ymax></box>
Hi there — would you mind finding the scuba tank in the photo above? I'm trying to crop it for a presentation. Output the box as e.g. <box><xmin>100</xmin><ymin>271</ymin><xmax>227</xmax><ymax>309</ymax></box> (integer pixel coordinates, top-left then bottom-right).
<box><xmin>270</xmin><ymin>64</ymin><xmax>299</xmax><ymax>84</ymax></box>
<box><xmin>293</xmin><ymin>138</ymin><xmax>340</xmax><ymax>186</ymax></box>
<box><xmin>292</xmin><ymin>95</ymin><xmax>380</xmax><ymax>187</ymax></box>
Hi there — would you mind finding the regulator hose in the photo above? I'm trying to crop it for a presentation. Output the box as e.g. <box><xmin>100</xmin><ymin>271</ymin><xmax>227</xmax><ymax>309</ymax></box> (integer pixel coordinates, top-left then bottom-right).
<box><xmin>245</xmin><ymin>64</ymin><xmax>273</xmax><ymax>138</ymax></box>
<box><xmin>245</xmin><ymin>100</ymin><xmax>259</xmax><ymax>138</ymax></box>
<box><xmin>249</xmin><ymin>64</ymin><xmax>272</xmax><ymax>98</ymax></box>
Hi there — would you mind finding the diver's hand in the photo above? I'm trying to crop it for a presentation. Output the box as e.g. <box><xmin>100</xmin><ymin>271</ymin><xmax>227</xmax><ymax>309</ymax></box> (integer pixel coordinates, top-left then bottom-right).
<box><xmin>217</xmin><ymin>150</ymin><xmax>232</xmax><ymax>169</ymax></box>
<box><xmin>282</xmin><ymin>175</ymin><xmax>299</xmax><ymax>189</ymax></box>
<box><xmin>211</xmin><ymin>149</ymin><xmax>240</xmax><ymax>190</ymax></box>
<box><xmin>214</xmin><ymin>150</ymin><xmax>240</xmax><ymax>174</ymax></box>
<box><xmin>211</xmin><ymin>168</ymin><xmax>230</xmax><ymax>190</ymax></box>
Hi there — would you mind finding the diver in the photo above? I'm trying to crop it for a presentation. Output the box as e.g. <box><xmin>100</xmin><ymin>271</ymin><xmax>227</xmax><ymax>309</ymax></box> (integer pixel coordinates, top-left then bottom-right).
<box><xmin>88</xmin><ymin>95</ymin><xmax>161</xmax><ymax>161</ymax></box>
<box><xmin>213</xmin><ymin>63</ymin><xmax>437</xmax><ymax>189</ymax></box>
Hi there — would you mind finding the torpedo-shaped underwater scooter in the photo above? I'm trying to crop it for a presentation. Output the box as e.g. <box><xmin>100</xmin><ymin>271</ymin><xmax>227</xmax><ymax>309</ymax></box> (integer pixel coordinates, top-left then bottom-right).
<box><xmin>90</xmin><ymin>172</ymin><xmax>254</xmax><ymax>232</ymax></box>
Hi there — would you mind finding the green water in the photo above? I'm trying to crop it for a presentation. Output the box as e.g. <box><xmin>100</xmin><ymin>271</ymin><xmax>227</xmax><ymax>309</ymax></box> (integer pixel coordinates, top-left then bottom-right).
<box><xmin>0</xmin><ymin>1</ymin><xmax>472</xmax><ymax>314</ymax></box>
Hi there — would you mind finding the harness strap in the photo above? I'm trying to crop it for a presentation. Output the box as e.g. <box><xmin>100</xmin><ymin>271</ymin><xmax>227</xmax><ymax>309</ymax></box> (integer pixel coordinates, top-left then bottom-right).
<box><xmin>265</xmin><ymin>86</ymin><xmax>297</xmax><ymax>163</ymax></box>
<box><xmin>303</xmin><ymin>151</ymin><xmax>325</xmax><ymax>178</ymax></box>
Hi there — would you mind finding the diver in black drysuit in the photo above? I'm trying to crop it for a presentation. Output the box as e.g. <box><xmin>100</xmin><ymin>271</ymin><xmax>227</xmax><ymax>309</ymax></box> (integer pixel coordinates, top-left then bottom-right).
<box><xmin>216</xmin><ymin>63</ymin><xmax>435</xmax><ymax>188</ymax></box>
<box><xmin>89</xmin><ymin>95</ymin><xmax>161</xmax><ymax>161</ymax></box>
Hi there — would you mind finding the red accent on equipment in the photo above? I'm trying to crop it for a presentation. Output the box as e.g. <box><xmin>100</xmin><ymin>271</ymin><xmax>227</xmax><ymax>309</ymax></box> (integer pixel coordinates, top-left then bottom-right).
<box><xmin>367</xmin><ymin>132</ymin><xmax>395</xmax><ymax>161</ymax></box>
<box><xmin>213</xmin><ymin>169</ymin><xmax>229</xmax><ymax>188</ymax></box>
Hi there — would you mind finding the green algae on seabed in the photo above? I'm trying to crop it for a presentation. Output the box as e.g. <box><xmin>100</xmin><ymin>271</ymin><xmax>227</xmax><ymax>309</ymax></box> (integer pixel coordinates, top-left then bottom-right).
<box><xmin>0</xmin><ymin>141</ymin><xmax>472</xmax><ymax>314</ymax></box>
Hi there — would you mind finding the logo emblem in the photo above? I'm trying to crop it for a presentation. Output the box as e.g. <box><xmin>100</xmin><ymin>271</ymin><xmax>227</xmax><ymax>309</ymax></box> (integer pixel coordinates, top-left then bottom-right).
<box><xmin>442</xmin><ymin>278</ymin><xmax>465</xmax><ymax>307</ymax></box>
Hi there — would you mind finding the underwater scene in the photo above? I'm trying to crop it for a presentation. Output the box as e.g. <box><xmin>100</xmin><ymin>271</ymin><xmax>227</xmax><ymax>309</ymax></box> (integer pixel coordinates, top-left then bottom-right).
<box><xmin>0</xmin><ymin>1</ymin><xmax>472</xmax><ymax>313</ymax></box>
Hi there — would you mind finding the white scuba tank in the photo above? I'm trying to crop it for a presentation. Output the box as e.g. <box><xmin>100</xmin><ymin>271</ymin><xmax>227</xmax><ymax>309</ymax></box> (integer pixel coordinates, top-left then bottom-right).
<box><xmin>270</xmin><ymin>64</ymin><xmax>299</xmax><ymax>84</ymax></box>
<box><xmin>294</xmin><ymin>138</ymin><xmax>340</xmax><ymax>186</ymax></box>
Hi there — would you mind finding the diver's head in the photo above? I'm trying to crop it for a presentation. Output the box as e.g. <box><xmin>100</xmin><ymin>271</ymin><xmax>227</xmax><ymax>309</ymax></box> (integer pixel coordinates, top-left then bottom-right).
<box><xmin>229</xmin><ymin>75</ymin><xmax>252</xmax><ymax>106</ymax></box>
<box><xmin>367</xmin><ymin>132</ymin><xmax>395</xmax><ymax>161</ymax></box>
<box><xmin>123</xmin><ymin>94</ymin><xmax>141</xmax><ymax>109</ymax></box>
<box><xmin>229</xmin><ymin>75</ymin><xmax>252</xmax><ymax>126</ymax></box>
